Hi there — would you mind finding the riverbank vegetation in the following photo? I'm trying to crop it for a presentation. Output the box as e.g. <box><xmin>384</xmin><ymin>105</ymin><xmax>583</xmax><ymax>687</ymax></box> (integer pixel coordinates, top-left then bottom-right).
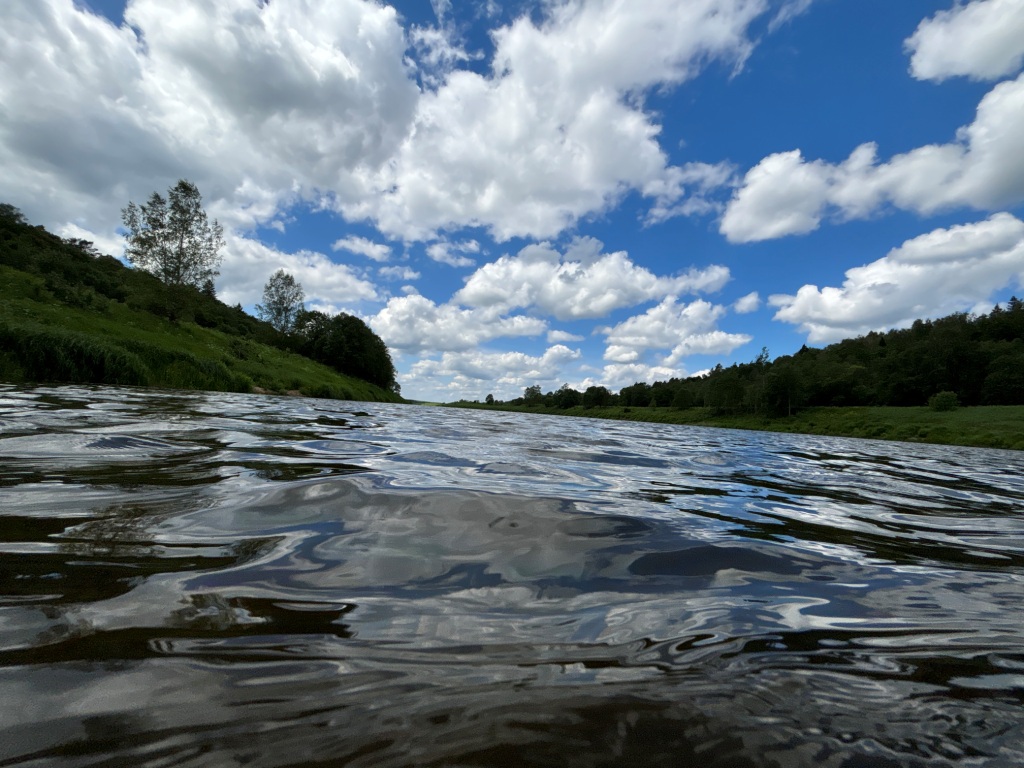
<box><xmin>447</xmin><ymin>401</ymin><xmax>1024</xmax><ymax>450</ymax></box>
<box><xmin>0</xmin><ymin>202</ymin><xmax>401</xmax><ymax>402</ymax></box>
<box><xmin>449</xmin><ymin>298</ymin><xmax>1024</xmax><ymax>450</ymax></box>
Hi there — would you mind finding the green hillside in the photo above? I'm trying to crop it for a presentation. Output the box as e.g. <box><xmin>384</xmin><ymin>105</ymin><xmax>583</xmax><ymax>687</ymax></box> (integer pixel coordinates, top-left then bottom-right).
<box><xmin>0</xmin><ymin>207</ymin><xmax>401</xmax><ymax>402</ymax></box>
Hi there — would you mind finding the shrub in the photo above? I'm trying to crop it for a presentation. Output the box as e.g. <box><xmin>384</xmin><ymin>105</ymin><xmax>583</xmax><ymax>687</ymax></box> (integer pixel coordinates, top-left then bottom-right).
<box><xmin>928</xmin><ymin>390</ymin><xmax>960</xmax><ymax>411</ymax></box>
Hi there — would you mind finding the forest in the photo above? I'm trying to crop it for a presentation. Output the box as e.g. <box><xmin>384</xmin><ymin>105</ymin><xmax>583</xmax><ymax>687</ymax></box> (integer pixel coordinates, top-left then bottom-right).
<box><xmin>0</xmin><ymin>202</ymin><xmax>398</xmax><ymax>397</ymax></box>
<box><xmin>495</xmin><ymin>300</ymin><xmax>1024</xmax><ymax>416</ymax></box>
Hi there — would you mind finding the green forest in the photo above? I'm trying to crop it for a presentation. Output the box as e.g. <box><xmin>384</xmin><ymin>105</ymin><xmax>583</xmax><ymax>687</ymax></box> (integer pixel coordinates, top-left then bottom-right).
<box><xmin>486</xmin><ymin>301</ymin><xmax>1024</xmax><ymax>415</ymax></box>
<box><xmin>0</xmin><ymin>202</ymin><xmax>401</xmax><ymax>402</ymax></box>
<box><xmin>451</xmin><ymin>289</ymin><xmax>1024</xmax><ymax>450</ymax></box>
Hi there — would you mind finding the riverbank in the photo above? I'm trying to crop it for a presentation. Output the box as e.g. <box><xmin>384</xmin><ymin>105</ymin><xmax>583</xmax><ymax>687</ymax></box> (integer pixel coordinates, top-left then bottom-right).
<box><xmin>444</xmin><ymin>402</ymin><xmax>1024</xmax><ymax>451</ymax></box>
<box><xmin>0</xmin><ymin>264</ymin><xmax>401</xmax><ymax>402</ymax></box>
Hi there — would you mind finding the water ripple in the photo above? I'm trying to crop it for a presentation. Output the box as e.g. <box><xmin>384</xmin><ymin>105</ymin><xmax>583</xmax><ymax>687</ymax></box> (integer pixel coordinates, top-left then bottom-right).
<box><xmin>1</xmin><ymin>385</ymin><xmax>1023</xmax><ymax>767</ymax></box>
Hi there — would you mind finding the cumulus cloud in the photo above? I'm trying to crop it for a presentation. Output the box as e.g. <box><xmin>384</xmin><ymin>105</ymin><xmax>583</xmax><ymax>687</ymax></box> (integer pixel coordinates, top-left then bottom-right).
<box><xmin>403</xmin><ymin>345</ymin><xmax>581</xmax><ymax>401</ymax></box>
<box><xmin>599</xmin><ymin>363</ymin><xmax>688</xmax><ymax>391</ymax></box>
<box><xmin>426</xmin><ymin>240</ymin><xmax>480</xmax><ymax>268</ymax></box>
<box><xmin>907</xmin><ymin>0</ymin><xmax>1024</xmax><ymax>82</ymax></box>
<box><xmin>378</xmin><ymin>266</ymin><xmax>420</xmax><ymax>282</ymax></box>
<box><xmin>0</xmin><ymin>0</ymin><xmax>781</xmax><ymax>248</ymax></box>
<box><xmin>456</xmin><ymin>240</ymin><xmax>731</xmax><ymax>320</ymax></box>
<box><xmin>370</xmin><ymin>294</ymin><xmax>546</xmax><ymax>354</ymax></box>
<box><xmin>770</xmin><ymin>213</ymin><xmax>1024</xmax><ymax>343</ymax></box>
<box><xmin>217</xmin><ymin>234</ymin><xmax>379</xmax><ymax>308</ymax></box>
<box><xmin>733</xmin><ymin>291</ymin><xmax>761</xmax><ymax>313</ymax></box>
<box><xmin>343</xmin><ymin>0</ymin><xmax>771</xmax><ymax>240</ymax></box>
<box><xmin>602</xmin><ymin>298</ymin><xmax>752</xmax><ymax>365</ymax></box>
<box><xmin>547</xmin><ymin>330</ymin><xmax>585</xmax><ymax>343</ymax></box>
<box><xmin>333</xmin><ymin>236</ymin><xmax>392</xmax><ymax>262</ymax></box>
<box><xmin>0</xmin><ymin>0</ymin><xmax>417</xmax><ymax>300</ymax></box>
<box><xmin>721</xmin><ymin>72</ymin><xmax>1024</xmax><ymax>241</ymax></box>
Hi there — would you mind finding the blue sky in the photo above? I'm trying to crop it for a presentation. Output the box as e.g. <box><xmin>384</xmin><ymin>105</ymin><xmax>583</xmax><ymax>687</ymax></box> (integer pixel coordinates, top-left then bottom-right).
<box><xmin>3</xmin><ymin>0</ymin><xmax>1024</xmax><ymax>401</ymax></box>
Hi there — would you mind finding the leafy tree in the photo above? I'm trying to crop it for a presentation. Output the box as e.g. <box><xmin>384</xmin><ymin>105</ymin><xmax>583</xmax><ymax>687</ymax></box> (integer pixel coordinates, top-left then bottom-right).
<box><xmin>122</xmin><ymin>180</ymin><xmax>224</xmax><ymax>288</ymax></box>
<box><xmin>485</xmin><ymin>393</ymin><xmax>495</xmax><ymax>404</ymax></box>
<box><xmin>0</xmin><ymin>203</ymin><xmax>26</xmax><ymax>225</ymax></box>
<box><xmin>582</xmin><ymin>385</ymin><xmax>612</xmax><ymax>409</ymax></box>
<box><xmin>553</xmin><ymin>384</ymin><xmax>582</xmax><ymax>409</ymax></box>
<box><xmin>256</xmin><ymin>269</ymin><xmax>305</xmax><ymax>333</ymax></box>
<box><xmin>523</xmin><ymin>385</ymin><xmax>543</xmax><ymax>405</ymax></box>
<box><xmin>293</xmin><ymin>309</ymin><xmax>396</xmax><ymax>390</ymax></box>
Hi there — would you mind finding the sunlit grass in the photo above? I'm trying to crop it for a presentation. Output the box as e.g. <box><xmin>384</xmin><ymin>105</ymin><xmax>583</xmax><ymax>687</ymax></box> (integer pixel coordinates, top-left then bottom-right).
<box><xmin>0</xmin><ymin>265</ymin><xmax>399</xmax><ymax>402</ymax></box>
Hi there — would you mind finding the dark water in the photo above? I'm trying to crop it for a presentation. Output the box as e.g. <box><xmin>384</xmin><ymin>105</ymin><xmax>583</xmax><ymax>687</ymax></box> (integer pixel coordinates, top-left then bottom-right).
<box><xmin>2</xmin><ymin>386</ymin><xmax>1023</xmax><ymax>767</ymax></box>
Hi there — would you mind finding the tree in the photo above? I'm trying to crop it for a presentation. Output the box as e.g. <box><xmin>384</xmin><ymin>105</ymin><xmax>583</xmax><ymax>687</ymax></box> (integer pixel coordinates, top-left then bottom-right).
<box><xmin>523</xmin><ymin>385</ymin><xmax>543</xmax><ymax>405</ymax></box>
<box><xmin>122</xmin><ymin>180</ymin><xmax>224</xmax><ymax>288</ymax></box>
<box><xmin>256</xmin><ymin>270</ymin><xmax>305</xmax><ymax>333</ymax></box>
<box><xmin>485</xmin><ymin>393</ymin><xmax>495</xmax><ymax>405</ymax></box>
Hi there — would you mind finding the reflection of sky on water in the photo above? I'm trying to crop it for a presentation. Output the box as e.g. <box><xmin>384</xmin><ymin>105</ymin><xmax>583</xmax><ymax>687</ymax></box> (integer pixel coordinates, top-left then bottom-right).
<box><xmin>1</xmin><ymin>385</ymin><xmax>1023</xmax><ymax>766</ymax></box>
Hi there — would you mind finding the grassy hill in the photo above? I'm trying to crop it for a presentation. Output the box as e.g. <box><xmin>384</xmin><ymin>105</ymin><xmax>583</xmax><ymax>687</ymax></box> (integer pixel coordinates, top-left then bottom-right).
<box><xmin>0</xmin><ymin>211</ymin><xmax>401</xmax><ymax>402</ymax></box>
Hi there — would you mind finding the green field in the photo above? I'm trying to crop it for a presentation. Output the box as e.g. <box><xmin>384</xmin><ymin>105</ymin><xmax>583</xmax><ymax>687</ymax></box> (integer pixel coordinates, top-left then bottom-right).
<box><xmin>0</xmin><ymin>265</ymin><xmax>400</xmax><ymax>402</ymax></box>
<box><xmin>446</xmin><ymin>402</ymin><xmax>1024</xmax><ymax>451</ymax></box>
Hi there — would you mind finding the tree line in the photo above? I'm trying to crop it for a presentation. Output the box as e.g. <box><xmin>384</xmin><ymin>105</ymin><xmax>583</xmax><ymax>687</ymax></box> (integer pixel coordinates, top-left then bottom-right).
<box><xmin>0</xmin><ymin>181</ymin><xmax>397</xmax><ymax>393</ymax></box>
<box><xmin>491</xmin><ymin>302</ymin><xmax>1024</xmax><ymax>414</ymax></box>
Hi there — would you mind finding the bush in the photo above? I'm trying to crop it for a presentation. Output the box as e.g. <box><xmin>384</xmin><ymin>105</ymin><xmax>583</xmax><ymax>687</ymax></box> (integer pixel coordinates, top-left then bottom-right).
<box><xmin>0</xmin><ymin>322</ymin><xmax>149</xmax><ymax>385</ymax></box>
<box><xmin>928</xmin><ymin>390</ymin><xmax>960</xmax><ymax>411</ymax></box>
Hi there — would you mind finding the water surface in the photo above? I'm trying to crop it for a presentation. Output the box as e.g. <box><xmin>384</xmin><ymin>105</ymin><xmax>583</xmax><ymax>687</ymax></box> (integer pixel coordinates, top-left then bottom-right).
<box><xmin>2</xmin><ymin>385</ymin><xmax>1023</xmax><ymax>766</ymax></box>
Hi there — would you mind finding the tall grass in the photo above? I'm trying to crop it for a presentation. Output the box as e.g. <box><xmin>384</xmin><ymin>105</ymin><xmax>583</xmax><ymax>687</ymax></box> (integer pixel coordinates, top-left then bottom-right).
<box><xmin>0</xmin><ymin>321</ymin><xmax>148</xmax><ymax>385</ymax></box>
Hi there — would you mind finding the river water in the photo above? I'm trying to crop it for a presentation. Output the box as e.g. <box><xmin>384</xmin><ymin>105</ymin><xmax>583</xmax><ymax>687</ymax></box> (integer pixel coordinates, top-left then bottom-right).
<box><xmin>1</xmin><ymin>385</ymin><xmax>1023</xmax><ymax>767</ymax></box>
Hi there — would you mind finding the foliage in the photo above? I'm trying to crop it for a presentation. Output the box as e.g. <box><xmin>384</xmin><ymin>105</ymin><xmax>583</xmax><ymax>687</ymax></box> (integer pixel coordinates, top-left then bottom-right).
<box><xmin>0</xmin><ymin>207</ymin><xmax>401</xmax><ymax>402</ymax></box>
<box><xmin>928</xmin><ymin>391</ymin><xmax>959</xmax><ymax>412</ymax></box>
<box><xmin>293</xmin><ymin>310</ymin><xmax>397</xmax><ymax>391</ymax></box>
<box><xmin>447</xmin><ymin>401</ymin><xmax>1024</xmax><ymax>451</ymax></box>
<box><xmin>495</xmin><ymin>302</ymin><xmax>1024</xmax><ymax>418</ymax></box>
<box><xmin>256</xmin><ymin>269</ymin><xmax>305</xmax><ymax>333</ymax></box>
<box><xmin>121</xmin><ymin>180</ymin><xmax>224</xmax><ymax>288</ymax></box>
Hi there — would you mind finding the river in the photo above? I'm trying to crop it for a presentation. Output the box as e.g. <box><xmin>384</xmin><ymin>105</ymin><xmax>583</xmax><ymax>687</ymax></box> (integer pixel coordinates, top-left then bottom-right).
<box><xmin>1</xmin><ymin>385</ymin><xmax>1023</xmax><ymax>767</ymax></box>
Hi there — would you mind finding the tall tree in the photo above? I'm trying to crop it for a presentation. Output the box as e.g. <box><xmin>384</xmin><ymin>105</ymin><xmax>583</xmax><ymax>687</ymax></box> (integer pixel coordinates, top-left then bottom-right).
<box><xmin>122</xmin><ymin>180</ymin><xmax>224</xmax><ymax>288</ymax></box>
<box><xmin>256</xmin><ymin>270</ymin><xmax>305</xmax><ymax>333</ymax></box>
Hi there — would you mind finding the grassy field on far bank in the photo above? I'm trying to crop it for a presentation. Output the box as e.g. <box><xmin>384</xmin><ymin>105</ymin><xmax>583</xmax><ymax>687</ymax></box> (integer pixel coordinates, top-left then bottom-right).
<box><xmin>445</xmin><ymin>402</ymin><xmax>1024</xmax><ymax>451</ymax></box>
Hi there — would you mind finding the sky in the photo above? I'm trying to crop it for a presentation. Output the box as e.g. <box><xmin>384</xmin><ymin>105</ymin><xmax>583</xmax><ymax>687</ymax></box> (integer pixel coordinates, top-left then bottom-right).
<box><xmin>2</xmin><ymin>0</ymin><xmax>1024</xmax><ymax>402</ymax></box>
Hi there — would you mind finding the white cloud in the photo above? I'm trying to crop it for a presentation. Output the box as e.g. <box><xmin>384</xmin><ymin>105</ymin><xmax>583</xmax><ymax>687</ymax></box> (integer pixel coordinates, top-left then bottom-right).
<box><xmin>733</xmin><ymin>291</ymin><xmax>761</xmax><ymax>313</ymax></box>
<box><xmin>0</xmin><ymin>0</ymin><xmax>780</xmax><ymax>248</ymax></box>
<box><xmin>0</xmin><ymin>0</ymin><xmax>417</xmax><ymax>290</ymax></box>
<box><xmin>426</xmin><ymin>239</ymin><xmax>480</xmax><ymax>268</ymax></box>
<box><xmin>343</xmin><ymin>0</ymin><xmax>772</xmax><ymax>240</ymax></box>
<box><xmin>770</xmin><ymin>213</ymin><xmax>1024</xmax><ymax>343</ymax></box>
<box><xmin>332</xmin><ymin>236</ymin><xmax>392</xmax><ymax>262</ymax></box>
<box><xmin>547</xmin><ymin>330</ymin><xmax>585</xmax><ymax>343</ymax></box>
<box><xmin>722</xmin><ymin>72</ymin><xmax>1024</xmax><ymax>241</ymax></box>
<box><xmin>404</xmin><ymin>345</ymin><xmax>581</xmax><ymax>401</ymax></box>
<box><xmin>720</xmin><ymin>150</ymin><xmax>831</xmax><ymax>241</ymax></box>
<box><xmin>378</xmin><ymin>265</ymin><xmax>421</xmax><ymax>281</ymax></box>
<box><xmin>370</xmin><ymin>294</ymin><xmax>546</xmax><ymax>354</ymax></box>
<box><xmin>769</xmin><ymin>0</ymin><xmax>816</xmax><ymax>32</ymax></box>
<box><xmin>599</xmin><ymin>363</ymin><xmax>688</xmax><ymax>391</ymax></box>
<box><xmin>907</xmin><ymin>0</ymin><xmax>1024</xmax><ymax>82</ymax></box>
<box><xmin>217</xmin><ymin>234</ymin><xmax>379</xmax><ymax>308</ymax></box>
<box><xmin>602</xmin><ymin>298</ymin><xmax>752</xmax><ymax>365</ymax></box>
<box><xmin>456</xmin><ymin>241</ymin><xmax>731</xmax><ymax>320</ymax></box>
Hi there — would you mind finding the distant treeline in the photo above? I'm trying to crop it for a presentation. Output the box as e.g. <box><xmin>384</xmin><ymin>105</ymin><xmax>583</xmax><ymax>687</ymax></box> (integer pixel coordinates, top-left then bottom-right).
<box><xmin>494</xmin><ymin>302</ymin><xmax>1024</xmax><ymax>415</ymax></box>
<box><xmin>0</xmin><ymin>205</ymin><xmax>397</xmax><ymax>392</ymax></box>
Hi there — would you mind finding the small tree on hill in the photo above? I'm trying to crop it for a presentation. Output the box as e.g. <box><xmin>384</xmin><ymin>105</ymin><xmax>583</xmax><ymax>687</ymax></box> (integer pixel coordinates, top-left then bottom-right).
<box><xmin>256</xmin><ymin>270</ymin><xmax>305</xmax><ymax>333</ymax></box>
<box><xmin>122</xmin><ymin>180</ymin><xmax>224</xmax><ymax>288</ymax></box>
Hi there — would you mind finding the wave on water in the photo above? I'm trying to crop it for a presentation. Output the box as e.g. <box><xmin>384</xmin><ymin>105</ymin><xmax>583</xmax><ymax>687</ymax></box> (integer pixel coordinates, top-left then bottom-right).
<box><xmin>1</xmin><ymin>385</ymin><xmax>1023</xmax><ymax>767</ymax></box>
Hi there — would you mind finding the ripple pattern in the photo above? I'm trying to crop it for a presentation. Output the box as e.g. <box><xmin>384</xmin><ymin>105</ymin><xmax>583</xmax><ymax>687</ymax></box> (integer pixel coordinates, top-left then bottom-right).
<box><xmin>1</xmin><ymin>384</ymin><xmax>1023</xmax><ymax>767</ymax></box>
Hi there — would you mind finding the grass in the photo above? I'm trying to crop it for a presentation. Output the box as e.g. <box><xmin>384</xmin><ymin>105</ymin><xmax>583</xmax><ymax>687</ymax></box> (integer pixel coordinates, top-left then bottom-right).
<box><xmin>445</xmin><ymin>402</ymin><xmax>1024</xmax><ymax>451</ymax></box>
<box><xmin>0</xmin><ymin>265</ymin><xmax>400</xmax><ymax>402</ymax></box>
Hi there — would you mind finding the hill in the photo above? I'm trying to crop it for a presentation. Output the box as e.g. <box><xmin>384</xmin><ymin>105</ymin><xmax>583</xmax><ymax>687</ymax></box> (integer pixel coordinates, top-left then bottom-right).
<box><xmin>0</xmin><ymin>205</ymin><xmax>401</xmax><ymax>403</ymax></box>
